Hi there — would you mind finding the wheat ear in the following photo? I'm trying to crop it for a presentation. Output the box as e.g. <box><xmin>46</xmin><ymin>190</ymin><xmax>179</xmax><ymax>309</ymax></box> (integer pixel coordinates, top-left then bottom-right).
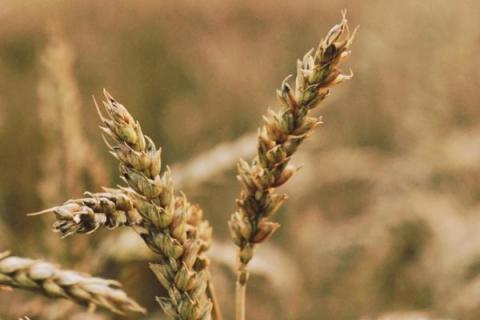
<box><xmin>29</xmin><ymin>189</ymin><xmax>141</xmax><ymax>237</ymax></box>
<box><xmin>95</xmin><ymin>91</ymin><xmax>214</xmax><ymax>320</ymax></box>
<box><xmin>0</xmin><ymin>251</ymin><xmax>145</xmax><ymax>315</ymax></box>
<box><xmin>228</xmin><ymin>12</ymin><xmax>356</xmax><ymax>320</ymax></box>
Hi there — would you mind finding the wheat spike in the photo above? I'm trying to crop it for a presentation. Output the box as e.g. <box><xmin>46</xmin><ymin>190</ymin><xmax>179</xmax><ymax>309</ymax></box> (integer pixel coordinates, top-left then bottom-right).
<box><xmin>231</xmin><ymin>10</ymin><xmax>356</xmax><ymax>267</ymax></box>
<box><xmin>0</xmin><ymin>251</ymin><xmax>145</xmax><ymax>315</ymax></box>
<box><xmin>29</xmin><ymin>189</ymin><xmax>140</xmax><ymax>237</ymax></box>
<box><xmin>95</xmin><ymin>91</ymin><xmax>213</xmax><ymax>320</ymax></box>
<box><xmin>228</xmin><ymin>12</ymin><xmax>356</xmax><ymax>320</ymax></box>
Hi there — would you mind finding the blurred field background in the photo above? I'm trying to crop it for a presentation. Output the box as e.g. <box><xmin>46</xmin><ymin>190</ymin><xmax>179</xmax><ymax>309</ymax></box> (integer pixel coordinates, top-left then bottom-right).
<box><xmin>0</xmin><ymin>0</ymin><xmax>479</xmax><ymax>319</ymax></box>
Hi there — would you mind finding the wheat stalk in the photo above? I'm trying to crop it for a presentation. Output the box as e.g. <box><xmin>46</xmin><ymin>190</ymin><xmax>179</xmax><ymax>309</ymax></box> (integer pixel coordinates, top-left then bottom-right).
<box><xmin>228</xmin><ymin>12</ymin><xmax>356</xmax><ymax>320</ymax></box>
<box><xmin>0</xmin><ymin>251</ymin><xmax>145</xmax><ymax>315</ymax></box>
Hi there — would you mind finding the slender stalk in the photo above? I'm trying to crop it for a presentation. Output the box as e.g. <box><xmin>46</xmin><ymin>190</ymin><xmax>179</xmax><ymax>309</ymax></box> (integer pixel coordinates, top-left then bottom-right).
<box><xmin>207</xmin><ymin>275</ymin><xmax>224</xmax><ymax>320</ymax></box>
<box><xmin>235</xmin><ymin>263</ymin><xmax>248</xmax><ymax>320</ymax></box>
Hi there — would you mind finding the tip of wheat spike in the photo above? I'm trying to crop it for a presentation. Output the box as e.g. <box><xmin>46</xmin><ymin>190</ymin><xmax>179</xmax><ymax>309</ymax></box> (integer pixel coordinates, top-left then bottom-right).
<box><xmin>103</xmin><ymin>88</ymin><xmax>115</xmax><ymax>102</ymax></box>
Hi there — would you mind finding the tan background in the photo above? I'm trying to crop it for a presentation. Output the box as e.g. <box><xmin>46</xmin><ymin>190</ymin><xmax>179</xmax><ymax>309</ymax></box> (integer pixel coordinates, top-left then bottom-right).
<box><xmin>0</xmin><ymin>1</ymin><xmax>479</xmax><ymax>319</ymax></box>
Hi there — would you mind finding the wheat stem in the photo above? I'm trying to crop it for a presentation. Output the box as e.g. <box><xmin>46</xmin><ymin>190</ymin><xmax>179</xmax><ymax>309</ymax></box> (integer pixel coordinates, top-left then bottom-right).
<box><xmin>206</xmin><ymin>274</ymin><xmax>223</xmax><ymax>320</ymax></box>
<box><xmin>0</xmin><ymin>251</ymin><xmax>145</xmax><ymax>315</ymax></box>
<box><xmin>235</xmin><ymin>262</ymin><xmax>248</xmax><ymax>320</ymax></box>
<box><xmin>229</xmin><ymin>12</ymin><xmax>356</xmax><ymax>319</ymax></box>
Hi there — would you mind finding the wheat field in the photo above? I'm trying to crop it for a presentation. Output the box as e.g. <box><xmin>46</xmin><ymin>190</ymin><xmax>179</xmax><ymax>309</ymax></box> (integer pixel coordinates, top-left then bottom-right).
<box><xmin>0</xmin><ymin>1</ymin><xmax>479</xmax><ymax>319</ymax></box>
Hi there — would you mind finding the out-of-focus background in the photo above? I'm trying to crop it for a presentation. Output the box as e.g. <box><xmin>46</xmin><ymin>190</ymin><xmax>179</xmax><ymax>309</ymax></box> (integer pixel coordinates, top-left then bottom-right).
<box><xmin>0</xmin><ymin>0</ymin><xmax>479</xmax><ymax>319</ymax></box>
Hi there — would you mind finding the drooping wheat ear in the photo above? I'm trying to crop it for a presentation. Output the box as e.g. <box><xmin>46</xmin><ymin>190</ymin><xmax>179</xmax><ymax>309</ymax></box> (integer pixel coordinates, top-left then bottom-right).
<box><xmin>30</xmin><ymin>190</ymin><xmax>212</xmax><ymax>248</ymax></box>
<box><xmin>228</xmin><ymin>12</ymin><xmax>356</xmax><ymax>320</ymax></box>
<box><xmin>0</xmin><ymin>251</ymin><xmax>145</xmax><ymax>315</ymax></box>
<box><xmin>96</xmin><ymin>91</ymin><xmax>214</xmax><ymax>320</ymax></box>
<box><xmin>29</xmin><ymin>189</ymin><xmax>141</xmax><ymax>237</ymax></box>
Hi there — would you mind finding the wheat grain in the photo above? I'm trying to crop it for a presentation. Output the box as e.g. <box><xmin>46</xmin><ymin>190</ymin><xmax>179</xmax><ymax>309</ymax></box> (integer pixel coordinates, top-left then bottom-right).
<box><xmin>0</xmin><ymin>251</ymin><xmax>145</xmax><ymax>315</ymax></box>
<box><xmin>228</xmin><ymin>12</ymin><xmax>356</xmax><ymax>320</ymax></box>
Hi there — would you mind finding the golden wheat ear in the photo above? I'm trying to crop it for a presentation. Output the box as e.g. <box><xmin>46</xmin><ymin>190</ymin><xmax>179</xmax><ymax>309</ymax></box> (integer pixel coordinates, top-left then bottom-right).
<box><xmin>27</xmin><ymin>189</ymin><xmax>140</xmax><ymax>237</ymax></box>
<box><xmin>97</xmin><ymin>92</ymin><xmax>215</xmax><ymax>320</ymax></box>
<box><xmin>229</xmin><ymin>11</ymin><xmax>356</xmax><ymax>320</ymax></box>
<box><xmin>0</xmin><ymin>251</ymin><xmax>145</xmax><ymax>315</ymax></box>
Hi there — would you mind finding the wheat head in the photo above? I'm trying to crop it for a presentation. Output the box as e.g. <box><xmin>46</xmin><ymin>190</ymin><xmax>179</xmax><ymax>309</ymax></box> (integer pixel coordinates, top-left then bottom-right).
<box><xmin>230</xmin><ymin>10</ymin><xmax>356</xmax><ymax>269</ymax></box>
<box><xmin>0</xmin><ymin>251</ymin><xmax>145</xmax><ymax>315</ymax></box>
<box><xmin>30</xmin><ymin>189</ymin><xmax>140</xmax><ymax>237</ymax></box>
<box><xmin>95</xmin><ymin>91</ymin><xmax>213</xmax><ymax>320</ymax></box>
<box><xmin>228</xmin><ymin>12</ymin><xmax>356</xmax><ymax>320</ymax></box>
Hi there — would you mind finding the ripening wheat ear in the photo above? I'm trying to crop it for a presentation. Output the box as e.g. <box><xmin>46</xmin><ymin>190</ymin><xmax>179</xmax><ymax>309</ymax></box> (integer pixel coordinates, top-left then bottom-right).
<box><xmin>29</xmin><ymin>188</ymin><xmax>141</xmax><ymax>237</ymax></box>
<box><xmin>228</xmin><ymin>11</ymin><xmax>356</xmax><ymax>320</ymax></box>
<box><xmin>0</xmin><ymin>251</ymin><xmax>145</xmax><ymax>315</ymax></box>
<box><xmin>96</xmin><ymin>91</ymin><xmax>215</xmax><ymax>320</ymax></box>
